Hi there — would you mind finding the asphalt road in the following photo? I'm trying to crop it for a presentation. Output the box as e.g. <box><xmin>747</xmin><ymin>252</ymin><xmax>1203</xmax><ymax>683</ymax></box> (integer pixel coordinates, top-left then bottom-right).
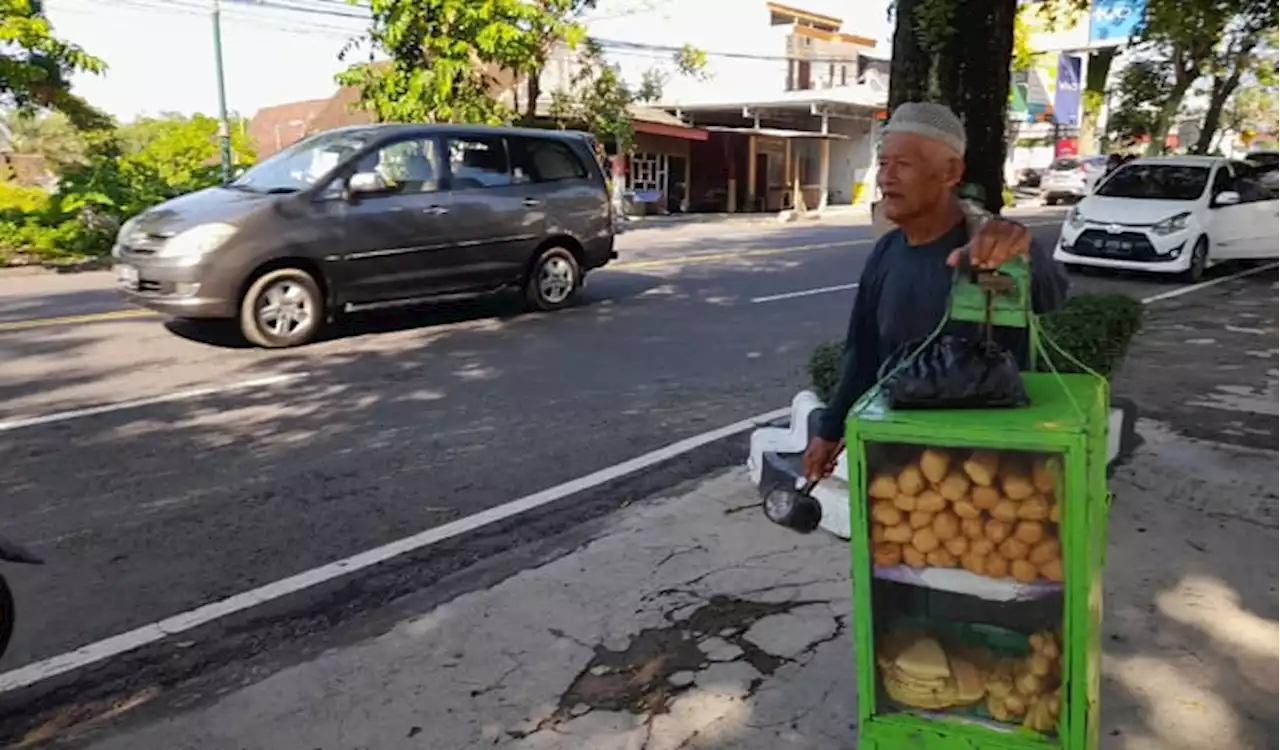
<box><xmin>0</xmin><ymin>207</ymin><xmax>1269</xmax><ymax>741</ymax></box>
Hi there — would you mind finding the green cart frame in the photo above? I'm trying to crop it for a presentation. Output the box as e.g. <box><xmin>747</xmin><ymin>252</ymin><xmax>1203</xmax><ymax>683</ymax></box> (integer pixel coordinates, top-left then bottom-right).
<box><xmin>846</xmin><ymin>372</ymin><xmax>1111</xmax><ymax>750</ymax></box>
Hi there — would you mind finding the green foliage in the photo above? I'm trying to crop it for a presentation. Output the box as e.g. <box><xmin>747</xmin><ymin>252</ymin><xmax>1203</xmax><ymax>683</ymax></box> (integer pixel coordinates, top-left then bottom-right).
<box><xmin>805</xmin><ymin>294</ymin><xmax>1146</xmax><ymax>400</ymax></box>
<box><xmin>0</xmin><ymin>0</ymin><xmax>109</xmax><ymax>129</ymax></box>
<box><xmin>0</xmin><ymin>113</ymin><xmax>255</xmax><ymax>265</ymax></box>
<box><xmin>1106</xmin><ymin>60</ymin><xmax>1174</xmax><ymax>147</ymax></box>
<box><xmin>1038</xmin><ymin>294</ymin><xmax>1145</xmax><ymax>376</ymax></box>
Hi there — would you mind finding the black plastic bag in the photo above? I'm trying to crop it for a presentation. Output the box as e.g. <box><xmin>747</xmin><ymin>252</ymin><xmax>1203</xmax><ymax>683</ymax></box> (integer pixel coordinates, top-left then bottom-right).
<box><xmin>879</xmin><ymin>334</ymin><xmax>1028</xmax><ymax>409</ymax></box>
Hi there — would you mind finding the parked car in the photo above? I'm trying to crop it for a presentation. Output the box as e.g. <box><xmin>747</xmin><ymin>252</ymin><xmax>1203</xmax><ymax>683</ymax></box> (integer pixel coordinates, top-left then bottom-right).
<box><xmin>1015</xmin><ymin>167</ymin><xmax>1043</xmax><ymax>188</ymax></box>
<box><xmin>1243</xmin><ymin>149</ymin><xmax>1279</xmax><ymax>196</ymax></box>
<box><xmin>113</xmin><ymin>124</ymin><xmax>617</xmax><ymax>348</ymax></box>
<box><xmin>1053</xmin><ymin>155</ymin><xmax>1280</xmax><ymax>281</ymax></box>
<box><xmin>1040</xmin><ymin>155</ymin><xmax>1109</xmax><ymax>205</ymax></box>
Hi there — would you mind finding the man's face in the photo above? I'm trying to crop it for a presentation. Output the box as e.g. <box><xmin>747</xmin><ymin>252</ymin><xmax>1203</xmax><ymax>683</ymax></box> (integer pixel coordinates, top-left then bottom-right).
<box><xmin>877</xmin><ymin>132</ymin><xmax>963</xmax><ymax>223</ymax></box>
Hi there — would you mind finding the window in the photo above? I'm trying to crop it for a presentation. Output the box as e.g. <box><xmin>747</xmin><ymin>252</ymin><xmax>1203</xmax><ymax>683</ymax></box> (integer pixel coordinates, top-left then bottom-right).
<box><xmin>359</xmin><ymin>138</ymin><xmax>440</xmax><ymax>194</ymax></box>
<box><xmin>628</xmin><ymin>152</ymin><xmax>667</xmax><ymax>196</ymax></box>
<box><xmin>1209</xmin><ymin>165</ymin><xmax>1234</xmax><ymax>197</ymax></box>
<box><xmin>840</xmin><ymin>65</ymin><xmax>848</xmax><ymax>86</ymax></box>
<box><xmin>446</xmin><ymin>136</ymin><xmax>511</xmax><ymax>190</ymax></box>
<box><xmin>1094</xmin><ymin>164</ymin><xmax>1211</xmax><ymax>201</ymax></box>
<box><xmin>230</xmin><ymin>128</ymin><xmax>376</xmax><ymax>194</ymax></box>
<box><xmin>510</xmin><ymin>138</ymin><xmax>589</xmax><ymax>183</ymax></box>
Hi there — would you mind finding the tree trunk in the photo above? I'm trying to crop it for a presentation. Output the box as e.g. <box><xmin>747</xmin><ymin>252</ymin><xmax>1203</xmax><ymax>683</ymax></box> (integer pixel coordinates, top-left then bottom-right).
<box><xmin>888</xmin><ymin>0</ymin><xmax>931</xmax><ymax>110</ymax></box>
<box><xmin>1146</xmin><ymin>70</ymin><xmax>1195</xmax><ymax>156</ymax></box>
<box><xmin>953</xmin><ymin>0</ymin><xmax>1017</xmax><ymax>214</ymax></box>
<box><xmin>524</xmin><ymin>71</ymin><xmax>542</xmax><ymax>124</ymax></box>
<box><xmin>1193</xmin><ymin>40</ymin><xmax>1255</xmax><ymax>154</ymax></box>
<box><xmin>1078</xmin><ymin>48</ymin><xmax>1114</xmax><ymax>155</ymax></box>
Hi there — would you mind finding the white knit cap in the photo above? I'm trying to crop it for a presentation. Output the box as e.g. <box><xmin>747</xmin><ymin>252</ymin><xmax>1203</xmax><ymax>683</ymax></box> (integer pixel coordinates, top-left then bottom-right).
<box><xmin>883</xmin><ymin>102</ymin><xmax>966</xmax><ymax>158</ymax></box>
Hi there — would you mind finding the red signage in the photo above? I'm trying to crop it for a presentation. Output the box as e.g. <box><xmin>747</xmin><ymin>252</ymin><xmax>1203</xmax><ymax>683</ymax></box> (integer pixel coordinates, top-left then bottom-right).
<box><xmin>1055</xmin><ymin>137</ymin><xmax>1079</xmax><ymax>157</ymax></box>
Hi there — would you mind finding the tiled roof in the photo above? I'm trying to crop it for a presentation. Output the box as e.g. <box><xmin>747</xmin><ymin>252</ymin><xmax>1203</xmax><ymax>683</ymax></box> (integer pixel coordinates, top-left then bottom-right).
<box><xmin>247</xmin><ymin>98</ymin><xmax>330</xmax><ymax>158</ymax></box>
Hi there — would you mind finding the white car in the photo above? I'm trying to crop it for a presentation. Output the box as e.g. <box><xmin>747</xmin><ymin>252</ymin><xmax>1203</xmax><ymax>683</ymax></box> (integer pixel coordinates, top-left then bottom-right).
<box><xmin>1041</xmin><ymin>155</ymin><xmax>1109</xmax><ymax>205</ymax></box>
<box><xmin>1053</xmin><ymin>156</ymin><xmax>1280</xmax><ymax>281</ymax></box>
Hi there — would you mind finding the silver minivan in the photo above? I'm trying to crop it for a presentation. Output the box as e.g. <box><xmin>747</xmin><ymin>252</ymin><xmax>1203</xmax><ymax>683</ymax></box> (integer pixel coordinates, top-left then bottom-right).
<box><xmin>113</xmin><ymin>124</ymin><xmax>617</xmax><ymax>348</ymax></box>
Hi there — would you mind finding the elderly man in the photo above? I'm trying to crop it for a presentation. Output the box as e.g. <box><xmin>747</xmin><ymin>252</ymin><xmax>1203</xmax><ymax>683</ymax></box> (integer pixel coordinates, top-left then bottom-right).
<box><xmin>803</xmin><ymin>103</ymin><xmax>1069</xmax><ymax>480</ymax></box>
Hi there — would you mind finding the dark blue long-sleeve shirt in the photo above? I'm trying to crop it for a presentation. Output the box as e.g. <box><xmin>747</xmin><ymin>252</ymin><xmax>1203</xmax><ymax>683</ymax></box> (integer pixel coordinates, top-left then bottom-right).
<box><xmin>816</xmin><ymin>222</ymin><xmax>1069</xmax><ymax>441</ymax></box>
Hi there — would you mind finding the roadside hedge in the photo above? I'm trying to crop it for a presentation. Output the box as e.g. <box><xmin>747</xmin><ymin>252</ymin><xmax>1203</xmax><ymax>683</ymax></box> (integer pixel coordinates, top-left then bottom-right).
<box><xmin>807</xmin><ymin>293</ymin><xmax>1145</xmax><ymax>402</ymax></box>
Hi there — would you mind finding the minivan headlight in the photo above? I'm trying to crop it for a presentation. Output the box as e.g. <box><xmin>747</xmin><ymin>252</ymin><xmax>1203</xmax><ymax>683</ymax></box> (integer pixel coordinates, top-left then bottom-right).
<box><xmin>159</xmin><ymin>223</ymin><xmax>237</xmax><ymax>263</ymax></box>
<box><xmin>1066</xmin><ymin>207</ymin><xmax>1086</xmax><ymax>228</ymax></box>
<box><xmin>111</xmin><ymin>215</ymin><xmax>140</xmax><ymax>259</ymax></box>
<box><xmin>1151</xmin><ymin>212</ymin><xmax>1191</xmax><ymax>236</ymax></box>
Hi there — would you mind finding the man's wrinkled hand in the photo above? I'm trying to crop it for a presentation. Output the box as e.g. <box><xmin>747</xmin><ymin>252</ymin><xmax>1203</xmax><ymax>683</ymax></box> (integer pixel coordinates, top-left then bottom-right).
<box><xmin>803</xmin><ymin>437</ymin><xmax>842</xmax><ymax>483</ymax></box>
<box><xmin>947</xmin><ymin>219</ymin><xmax>1031</xmax><ymax>270</ymax></box>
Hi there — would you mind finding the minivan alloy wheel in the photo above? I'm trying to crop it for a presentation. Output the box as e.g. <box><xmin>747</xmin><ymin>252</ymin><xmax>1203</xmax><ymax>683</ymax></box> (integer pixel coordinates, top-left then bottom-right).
<box><xmin>538</xmin><ymin>256</ymin><xmax>576</xmax><ymax>305</ymax></box>
<box><xmin>257</xmin><ymin>280</ymin><xmax>314</xmax><ymax>336</ymax></box>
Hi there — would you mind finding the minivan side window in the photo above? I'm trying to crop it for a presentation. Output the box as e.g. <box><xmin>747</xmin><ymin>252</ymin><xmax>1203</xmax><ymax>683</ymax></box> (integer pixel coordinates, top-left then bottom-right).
<box><xmin>368</xmin><ymin>138</ymin><xmax>442</xmax><ymax>194</ymax></box>
<box><xmin>446</xmin><ymin>136</ymin><xmax>511</xmax><ymax>190</ymax></box>
<box><xmin>510</xmin><ymin>137</ymin><xmax>589</xmax><ymax>183</ymax></box>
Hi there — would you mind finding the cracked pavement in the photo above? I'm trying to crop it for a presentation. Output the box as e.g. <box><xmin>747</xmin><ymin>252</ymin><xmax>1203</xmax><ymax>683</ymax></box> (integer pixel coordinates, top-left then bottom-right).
<box><xmin>56</xmin><ymin>417</ymin><xmax>1277</xmax><ymax>750</ymax></box>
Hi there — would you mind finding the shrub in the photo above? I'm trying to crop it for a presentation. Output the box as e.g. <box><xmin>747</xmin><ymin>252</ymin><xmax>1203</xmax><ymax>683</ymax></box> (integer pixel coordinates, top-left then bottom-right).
<box><xmin>806</xmin><ymin>293</ymin><xmax>1145</xmax><ymax>398</ymax></box>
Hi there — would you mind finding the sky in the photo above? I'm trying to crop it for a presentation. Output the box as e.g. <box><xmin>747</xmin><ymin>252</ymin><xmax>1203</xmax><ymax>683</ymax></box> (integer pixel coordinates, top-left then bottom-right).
<box><xmin>43</xmin><ymin>0</ymin><xmax>895</xmax><ymax>122</ymax></box>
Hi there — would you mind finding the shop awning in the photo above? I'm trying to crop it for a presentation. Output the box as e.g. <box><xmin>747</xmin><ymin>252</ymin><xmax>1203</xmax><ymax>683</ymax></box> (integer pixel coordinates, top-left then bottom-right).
<box><xmin>703</xmin><ymin>126</ymin><xmax>849</xmax><ymax>139</ymax></box>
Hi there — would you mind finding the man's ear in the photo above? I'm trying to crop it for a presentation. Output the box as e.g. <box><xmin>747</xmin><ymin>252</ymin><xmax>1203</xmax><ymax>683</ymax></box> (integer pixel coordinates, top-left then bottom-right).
<box><xmin>945</xmin><ymin>156</ymin><xmax>965</xmax><ymax>187</ymax></box>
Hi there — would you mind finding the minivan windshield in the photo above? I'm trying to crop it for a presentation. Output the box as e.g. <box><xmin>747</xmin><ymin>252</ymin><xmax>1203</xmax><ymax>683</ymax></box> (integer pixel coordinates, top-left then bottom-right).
<box><xmin>229</xmin><ymin>129</ymin><xmax>376</xmax><ymax>193</ymax></box>
<box><xmin>1094</xmin><ymin>164</ymin><xmax>1210</xmax><ymax>201</ymax></box>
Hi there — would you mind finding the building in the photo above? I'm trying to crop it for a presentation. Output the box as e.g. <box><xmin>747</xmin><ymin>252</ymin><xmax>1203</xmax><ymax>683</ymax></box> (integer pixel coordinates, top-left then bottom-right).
<box><xmin>662</xmin><ymin>2</ymin><xmax>888</xmax><ymax>213</ymax></box>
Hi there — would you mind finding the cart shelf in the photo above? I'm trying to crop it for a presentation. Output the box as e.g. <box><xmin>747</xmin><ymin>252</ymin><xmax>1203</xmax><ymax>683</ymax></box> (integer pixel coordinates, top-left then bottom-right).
<box><xmin>874</xmin><ymin>564</ymin><xmax>1062</xmax><ymax>602</ymax></box>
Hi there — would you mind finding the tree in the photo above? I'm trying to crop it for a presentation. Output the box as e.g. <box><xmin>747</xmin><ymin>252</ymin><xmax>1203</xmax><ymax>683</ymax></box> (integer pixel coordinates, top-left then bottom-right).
<box><xmin>1220</xmin><ymin>85</ymin><xmax>1280</xmax><ymax>148</ymax></box>
<box><xmin>1</xmin><ymin>109</ymin><xmax>89</xmax><ymax>173</ymax></box>
<box><xmin>888</xmin><ymin>0</ymin><xmax>1019</xmax><ymax>215</ymax></box>
<box><xmin>0</xmin><ymin>0</ymin><xmax>108</xmax><ymax>129</ymax></box>
<box><xmin>1191</xmin><ymin>22</ymin><xmax>1279</xmax><ymax>153</ymax></box>
<box><xmin>1106</xmin><ymin>58</ymin><xmax>1174</xmax><ymax>148</ymax></box>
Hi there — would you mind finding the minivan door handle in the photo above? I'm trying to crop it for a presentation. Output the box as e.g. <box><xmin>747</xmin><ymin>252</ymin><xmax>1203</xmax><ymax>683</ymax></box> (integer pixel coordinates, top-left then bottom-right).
<box><xmin>522</xmin><ymin>198</ymin><xmax>541</xmax><ymax>207</ymax></box>
<box><xmin>423</xmin><ymin>205</ymin><xmax>449</xmax><ymax>216</ymax></box>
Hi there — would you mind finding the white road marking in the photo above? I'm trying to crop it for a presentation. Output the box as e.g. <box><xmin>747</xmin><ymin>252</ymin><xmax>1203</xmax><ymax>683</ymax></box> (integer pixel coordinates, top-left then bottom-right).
<box><xmin>751</xmin><ymin>283</ymin><xmax>860</xmax><ymax>304</ymax></box>
<box><xmin>1140</xmin><ymin>261</ymin><xmax>1280</xmax><ymax>305</ymax></box>
<box><xmin>0</xmin><ymin>405</ymin><xmax>790</xmax><ymax>694</ymax></box>
<box><xmin>0</xmin><ymin>373</ymin><xmax>310</xmax><ymax>433</ymax></box>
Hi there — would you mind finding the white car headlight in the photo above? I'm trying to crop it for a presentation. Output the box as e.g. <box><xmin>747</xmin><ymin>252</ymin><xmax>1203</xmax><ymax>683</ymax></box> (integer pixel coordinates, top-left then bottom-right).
<box><xmin>159</xmin><ymin>223</ymin><xmax>237</xmax><ymax>263</ymax></box>
<box><xmin>1151</xmin><ymin>212</ymin><xmax>1191</xmax><ymax>236</ymax></box>
<box><xmin>1066</xmin><ymin>207</ymin><xmax>1086</xmax><ymax>229</ymax></box>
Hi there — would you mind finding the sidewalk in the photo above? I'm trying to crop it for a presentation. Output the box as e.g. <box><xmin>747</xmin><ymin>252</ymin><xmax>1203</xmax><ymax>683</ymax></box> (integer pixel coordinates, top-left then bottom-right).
<box><xmin>73</xmin><ymin>421</ymin><xmax>1277</xmax><ymax>750</ymax></box>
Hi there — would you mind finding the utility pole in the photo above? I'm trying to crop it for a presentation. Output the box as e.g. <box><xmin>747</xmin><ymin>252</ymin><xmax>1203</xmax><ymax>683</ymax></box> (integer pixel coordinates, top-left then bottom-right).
<box><xmin>211</xmin><ymin>0</ymin><xmax>233</xmax><ymax>181</ymax></box>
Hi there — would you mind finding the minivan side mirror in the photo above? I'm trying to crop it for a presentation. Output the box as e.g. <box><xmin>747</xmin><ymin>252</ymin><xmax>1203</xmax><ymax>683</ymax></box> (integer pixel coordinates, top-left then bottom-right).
<box><xmin>347</xmin><ymin>171</ymin><xmax>389</xmax><ymax>199</ymax></box>
<box><xmin>1213</xmin><ymin>190</ymin><xmax>1241</xmax><ymax>207</ymax></box>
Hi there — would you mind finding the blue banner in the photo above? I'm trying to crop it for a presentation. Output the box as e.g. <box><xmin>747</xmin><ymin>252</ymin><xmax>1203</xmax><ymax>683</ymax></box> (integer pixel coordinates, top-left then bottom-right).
<box><xmin>1090</xmin><ymin>0</ymin><xmax>1144</xmax><ymax>44</ymax></box>
<box><xmin>1054</xmin><ymin>54</ymin><xmax>1082</xmax><ymax>126</ymax></box>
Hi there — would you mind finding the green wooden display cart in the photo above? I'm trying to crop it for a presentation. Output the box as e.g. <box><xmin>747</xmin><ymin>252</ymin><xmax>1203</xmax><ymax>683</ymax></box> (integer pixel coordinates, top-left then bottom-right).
<box><xmin>845</xmin><ymin>259</ymin><xmax>1111</xmax><ymax>749</ymax></box>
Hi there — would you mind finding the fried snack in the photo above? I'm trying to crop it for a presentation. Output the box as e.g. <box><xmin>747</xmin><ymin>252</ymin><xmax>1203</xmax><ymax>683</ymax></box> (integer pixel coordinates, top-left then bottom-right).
<box><xmin>869</xmin><ymin>474</ymin><xmax>899</xmax><ymax>500</ymax></box>
<box><xmin>1015</xmin><ymin>670</ymin><xmax>1043</xmax><ymax>697</ymax></box>
<box><xmin>931</xmin><ymin>510</ymin><xmax>960</xmax><ymax>541</ymax></box>
<box><xmin>961</xmin><ymin>517</ymin><xmax>985</xmax><ymax>540</ymax></box>
<box><xmin>984</xmin><ymin>555</ymin><xmax>1010</xmax><ymax>579</ymax></box>
<box><xmin>898</xmin><ymin>465</ymin><xmax>926</xmax><ymax>496</ymax></box>
<box><xmin>1027</xmin><ymin>653</ymin><xmax>1052</xmax><ymax>677</ymax></box>
<box><xmin>963</xmin><ymin>451</ymin><xmax>999</xmax><ymax>486</ymax></box>
<box><xmin>1011</xmin><ymin>559</ymin><xmax>1038</xmax><ymax>583</ymax></box>
<box><xmin>987</xmin><ymin>693</ymin><xmax>1013</xmax><ymax>721</ymax></box>
<box><xmin>953</xmin><ymin>499</ymin><xmax>982</xmax><ymax>520</ymax></box>
<box><xmin>1039</xmin><ymin>558</ymin><xmax>1064</xmax><ymax>582</ymax></box>
<box><xmin>1049</xmin><ymin>502</ymin><xmax>1061</xmax><ymax>524</ymax></box>
<box><xmin>926</xmin><ymin>548</ymin><xmax>957</xmax><ymax>568</ymax></box>
<box><xmin>883</xmin><ymin>667</ymin><xmax>957</xmax><ymax>709</ymax></box>
<box><xmin>885</xmin><ymin>523</ymin><xmax>914</xmax><ymax>544</ymax></box>
<box><xmin>893</xmin><ymin>493</ymin><xmax>918</xmax><ymax>512</ymax></box>
<box><xmin>1029</xmin><ymin>538</ymin><xmax>1060</xmax><ymax>566</ymax></box>
<box><xmin>961</xmin><ymin>551</ymin><xmax>986</xmax><ymax>575</ymax></box>
<box><xmin>1003</xmin><ymin>692</ymin><xmax>1028</xmax><ymax>719</ymax></box>
<box><xmin>902</xmin><ymin>545</ymin><xmax>927</xmax><ymax>568</ymax></box>
<box><xmin>920</xmin><ymin>449</ymin><xmax>951</xmax><ymax>484</ymax></box>
<box><xmin>991</xmin><ymin>499</ymin><xmax>1019</xmax><ymax>523</ymax></box>
<box><xmin>970</xmin><ymin>538</ymin><xmax>995</xmax><ymax>556</ymax></box>
<box><xmin>943</xmin><ymin>535</ymin><xmax>969</xmax><ymax>557</ymax></box>
<box><xmin>984</xmin><ymin>519</ymin><xmax>1011</xmax><ymax>543</ymax></box>
<box><xmin>949</xmin><ymin>657</ymin><xmax>985</xmax><ymax>704</ymax></box>
<box><xmin>915</xmin><ymin>490</ymin><xmax>947</xmax><ymax>513</ymax></box>
<box><xmin>873</xmin><ymin>542</ymin><xmax>903</xmax><ymax>567</ymax></box>
<box><xmin>1032</xmin><ymin>457</ymin><xmax>1057</xmax><ymax>494</ymax></box>
<box><xmin>998</xmin><ymin>537</ymin><xmax>1030</xmax><ymax>561</ymax></box>
<box><xmin>1024</xmin><ymin>695</ymin><xmax>1057</xmax><ymax>733</ymax></box>
<box><xmin>911</xmin><ymin>527</ymin><xmax>940</xmax><ymax>554</ymax></box>
<box><xmin>1018</xmin><ymin>495</ymin><xmax>1051</xmax><ymax>521</ymax></box>
<box><xmin>871</xmin><ymin>523</ymin><xmax>887</xmax><ymax>543</ymax></box>
<box><xmin>1014</xmin><ymin>521</ymin><xmax>1046</xmax><ymax>545</ymax></box>
<box><xmin>971</xmin><ymin>485</ymin><xmax>1001</xmax><ymax>511</ymax></box>
<box><xmin>938</xmin><ymin>471</ymin><xmax>971</xmax><ymax>501</ymax></box>
<box><xmin>872</xmin><ymin>501</ymin><xmax>903</xmax><ymax>527</ymax></box>
<box><xmin>1001</xmin><ymin>471</ymin><xmax>1035</xmax><ymax>501</ymax></box>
